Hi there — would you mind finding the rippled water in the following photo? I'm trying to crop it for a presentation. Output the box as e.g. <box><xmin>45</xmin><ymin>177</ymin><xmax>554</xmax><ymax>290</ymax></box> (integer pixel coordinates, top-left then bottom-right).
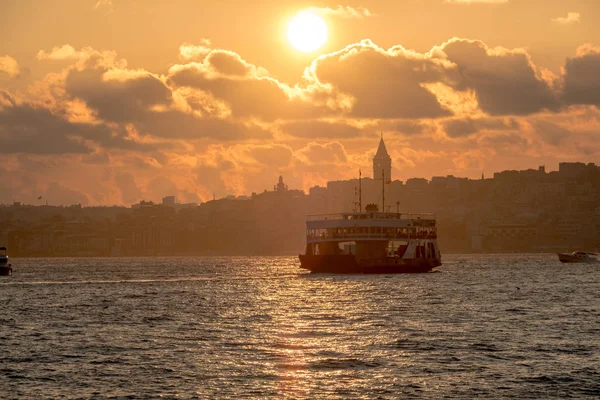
<box><xmin>1</xmin><ymin>254</ymin><xmax>599</xmax><ymax>399</ymax></box>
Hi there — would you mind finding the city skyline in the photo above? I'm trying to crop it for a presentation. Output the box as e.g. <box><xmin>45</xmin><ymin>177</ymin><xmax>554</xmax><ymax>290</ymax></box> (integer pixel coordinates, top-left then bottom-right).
<box><xmin>1</xmin><ymin>0</ymin><xmax>600</xmax><ymax>206</ymax></box>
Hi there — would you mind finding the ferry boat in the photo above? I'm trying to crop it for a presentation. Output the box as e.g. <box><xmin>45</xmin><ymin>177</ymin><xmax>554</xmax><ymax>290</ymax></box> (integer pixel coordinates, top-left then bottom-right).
<box><xmin>557</xmin><ymin>251</ymin><xmax>599</xmax><ymax>263</ymax></box>
<box><xmin>299</xmin><ymin>203</ymin><xmax>442</xmax><ymax>274</ymax></box>
<box><xmin>0</xmin><ymin>247</ymin><xmax>12</xmax><ymax>276</ymax></box>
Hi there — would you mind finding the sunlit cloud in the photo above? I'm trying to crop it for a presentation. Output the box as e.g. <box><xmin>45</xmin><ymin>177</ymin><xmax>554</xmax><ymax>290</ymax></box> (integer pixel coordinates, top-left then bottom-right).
<box><xmin>552</xmin><ymin>12</ymin><xmax>580</xmax><ymax>25</ymax></box>
<box><xmin>307</xmin><ymin>5</ymin><xmax>375</xmax><ymax>18</ymax></box>
<box><xmin>4</xmin><ymin>36</ymin><xmax>600</xmax><ymax>204</ymax></box>
<box><xmin>0</xmin><ymin>56</ymin><xmax>20</xmax><ymax>78</ymax></box>
<box><xmin>37</xmin><ymin>44</ymin><xmax>79</xmax><ymax>60</ymax></box>
<box><xmin>445</xmin><ymin>0</ymin><xmax>508</xmax><ymax>4</ymax></box>
<box><xmin>179</xmin><ymin>40</ymin><xmax>212</xmax><ymax>61</ymax></box>
<box><xmin>94</xmin><ymin>0</ymin><xmax>114</xmax><ymax>12</ymax></box>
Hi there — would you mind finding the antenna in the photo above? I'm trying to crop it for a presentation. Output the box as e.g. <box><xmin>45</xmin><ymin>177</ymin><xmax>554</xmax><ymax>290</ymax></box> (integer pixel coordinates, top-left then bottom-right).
<box><xmin>382</xmin><ymin>169</ymin><xmax>385</xmax><ymax>213</ymax></box>
<box><xmin>359</xmin><ymin>169</ymin><xmax>362</xmax><ymax>213</ymax></box>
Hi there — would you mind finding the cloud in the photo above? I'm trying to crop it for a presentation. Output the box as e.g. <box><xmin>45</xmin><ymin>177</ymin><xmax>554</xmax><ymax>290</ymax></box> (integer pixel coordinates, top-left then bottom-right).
<box><xmin>0</xmin><ymin>56</ymin><xmax>20</xmax><ymax>78</ymax></box>
<box><xmin>37</xmin><ymin>44</ymin><xmax>80</xmax><ymax>60</ymax></box>
<box><xmin>442</xmin><ymin>117</ymin><xmax>519</xmax><ymax>138</ymax></box>
<box><xmin>377</xmin><ymin>120</ymin><xmax>430</xmax><ymax>136</ymax></box>
<box><xmin>533</xmin><ymin>120</ymin><xmax>570</xmax><ymax>146</ymax></box>
<box><xmin>307</xmin><ymin>6</ymin><xmax>375</xmax><ymax>18</ymax></box>
<box><xmin>94</xmin><ymin>0</ymin><xmax>114</xmax><ymax>12</ymax></box>
<box><xmin>444</xmin><ymin>0</ymin><xmax>508</xmax><ymax>4</ymax></box>
<box><xmin>62</xmin><ymin>58</ymin><xmax>270</xmax><ymax>141</ymax></box>
<box><xmin>168</xmin><ymin>50</ymin><xmax>343</xmax><ymax>121</ymax></box>
<box><xmin>0</xmin><ymin>97</ymin><xmax>94</xmax><ymax>154</ymax></box>
<box><xmin>296</xmin><ymin>142</ymin><xmax>348</xmax><ymax>165</ymax></box>
<box><xmin>204</xmin><ymin>50</ymin><xmax>255</xmax><ymax>77</ymax></box>
<box><xmin>306</xmin><ymin>40</ymin><xmax>456</xmax><ymax>119</ymax></box>
<box><xmin>6</xmin><ymin>38</ymin><xmax>600</xmax><ymax>205</ymax></box>
<box><xmin>179</xmin><ymin>40</ymin><xmax>213</xmax><ymax>61</ymax></box>
<box><xmin>439</xmin><ymin>38</ymin><xmax>560</xmax><ymax>115</ymax></box>
<box><xmin>194</xmin><ymin>159</ymin><xmax>233</xmax><ymax>198</ymax></box>
<box><xmin>65</xmin><ymin>68</ymin><xmax>172</xmax><ymax>123</ymax></box>
<box><xmin>244</xmin><ymin>144</ymin><xmax>294</xmax><ymax>168</ymax></box>
<box><xmin>561</xmin><ymin>45</ymin><xmax>600</xmax><ymax>106</ymax></box>
<box><xmin>37</xmin><ymin>45</ymin><xmax>126</xmax><ymax>71</ymax></box>
<box><xmin>281</xmin><ymin>120</ymin><xmax>364</xmax><ymax>138</ymax></box>
<box><xmin>552</xmin><ymin>12</ymin><xmax>580</xmax><ymax>25</ymax></box>
<box><xmin>0</xmin><ymin>98</ymin><xmax>165</xmax><ymax>154</ymax></box>
<box><xmin>478</xmin><ymin>133</ymin><xmax>529</xmax><ymax>149</ymax></box>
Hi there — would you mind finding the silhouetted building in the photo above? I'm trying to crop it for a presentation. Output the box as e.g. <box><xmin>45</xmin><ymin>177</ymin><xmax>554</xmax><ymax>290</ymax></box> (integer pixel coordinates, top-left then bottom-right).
<box><xmin>373</xmin><ymin>136</ymin><xmax>391</xmax><ymax>181</ymax></box>
<box><xmin>162</xmin><ymin>196</ymin><xmax>176</xmax><ymax>207</ymax></box>
<box><xmin>274</xmin><ymin>176</ymin><xmax>288</xmax><ymax>192</ymax></box>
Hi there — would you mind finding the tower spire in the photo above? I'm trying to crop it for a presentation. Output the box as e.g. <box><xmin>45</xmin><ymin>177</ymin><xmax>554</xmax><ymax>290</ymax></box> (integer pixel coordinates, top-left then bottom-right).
<box><xmin>373</xmin><ymin>135</ymin><xmax>392</xmax><ymax>181</ymax></box>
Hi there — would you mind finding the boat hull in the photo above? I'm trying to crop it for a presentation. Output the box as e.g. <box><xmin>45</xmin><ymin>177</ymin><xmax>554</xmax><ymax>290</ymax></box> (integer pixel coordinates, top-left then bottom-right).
<box><xmin>557</xmin><ymin>253</ymin><xmax>599</xmax><ymax>263</ymax></box>
<box><xmin>299</xmin><ymin>254</ymin><xmax>440</xmax><ymax>274</ymax></box>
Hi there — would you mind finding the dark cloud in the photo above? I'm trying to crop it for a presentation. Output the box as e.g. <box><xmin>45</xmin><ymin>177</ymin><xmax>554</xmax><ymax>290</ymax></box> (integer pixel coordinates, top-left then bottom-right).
<box><xmin>65</xmin><ymin>65</ymin><xmax>272</xmax><ymax>141</ymax></box>
<box><xmin>443</xmin><ymin>117</ymin><xmax>519</xmax><ymax>138</ymax></box>
<box><xmin>66</xmin><ymin>69</ymin><xmax>172</xmax><ymax>123</ymax></box>
<box><xmin>562</xmin><ymin>47</ymin><xmax>600</xmax><ymax>106</ymax></box>
<box><xmin>533</xmin><ymin>120</ymin><xmax>570</xmax><ymax>146</ymax></box>
<box><xmin>281</xmin><ymin>120</ymin><xmax>364</xmax><ymax>138</ymax></box>
<box><xmin>379</xmin><ymin>120</ymin><xmax>429</xmax><ymax>135</ymax></box>
<box><xmin>0</xmin><ymin>102</ymin><xmax>92</xmax><ymax>154</ymax></box>
<box><xmin>309</xmin><ymin>40</ymin><xmax>454</xmax><ymax>119</ymax></box>
<box><xmin>443</xmin><ymin>118</ymin><xmax>479</xmax><ymax>137</ymax></box>
<box><xmin>479</xmin><ymin>133</ymin><xmax>529</xmax><ymax>149</ymax></box>
<box><xmin>441</xmin><ymin>39</ymin><xmax>560</xmax><ymax>115</ymax></box>
<box><xmin>137</xmin><ymin>110</ymin><xmax>271</xmax><ymax>140</ymax></box>
<box><xmin>205</xmin><ymin>51</ymin><xmax>254</xmax><ymax>77</ymax></box>
<box><xmin>0</xmin><ymin>90</ymin><xmax>166</xmax><ymax>154</ymax></box>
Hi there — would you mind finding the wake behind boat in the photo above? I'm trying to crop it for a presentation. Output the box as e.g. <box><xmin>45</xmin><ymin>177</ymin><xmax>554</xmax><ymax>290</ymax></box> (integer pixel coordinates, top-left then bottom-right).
<box><xmin>557</xmin><ymin>251</ymin><xmax>599</xmax><ymax>263</ymax></box>
<box><xmin>0</xmin><ymin>247</ymin><xmax>12</xmax><ymax>276</ymax></box>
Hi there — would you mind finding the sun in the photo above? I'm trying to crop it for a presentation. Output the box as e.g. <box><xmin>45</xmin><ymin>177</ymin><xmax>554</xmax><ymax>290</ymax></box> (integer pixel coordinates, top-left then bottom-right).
<box><xmin>287</xmin><ymin>11</ymin><xmax>328</xmax><ymax>53</ymax></box>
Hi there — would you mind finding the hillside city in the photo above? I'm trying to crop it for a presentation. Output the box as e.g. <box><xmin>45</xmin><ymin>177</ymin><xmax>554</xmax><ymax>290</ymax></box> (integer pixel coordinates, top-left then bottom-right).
<box><xmin>3</xmin><ymin>139</ymin><xmax>600</xmax><ymax>257</ymax></box>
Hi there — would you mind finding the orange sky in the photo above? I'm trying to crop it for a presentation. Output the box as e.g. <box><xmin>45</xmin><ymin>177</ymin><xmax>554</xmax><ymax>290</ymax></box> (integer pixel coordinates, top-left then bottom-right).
<box><xmin>1</xmin><ymin>0</ymin><xmax>599</xmax><ymax>205</ymax></box>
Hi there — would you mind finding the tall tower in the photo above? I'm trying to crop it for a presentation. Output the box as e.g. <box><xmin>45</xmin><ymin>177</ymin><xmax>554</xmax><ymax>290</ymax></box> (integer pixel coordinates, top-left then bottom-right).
<box><xmin>373</xmin><ymin>135</ymin><xmax>392</xmax><ymax>181</ymax></box>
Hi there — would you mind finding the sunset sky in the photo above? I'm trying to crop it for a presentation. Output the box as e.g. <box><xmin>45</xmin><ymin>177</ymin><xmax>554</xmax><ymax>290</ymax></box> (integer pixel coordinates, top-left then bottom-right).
<box><xmin>1</xmin><ymin>0</ymin><xmax>599</xmax><ymax>206</ymax></box>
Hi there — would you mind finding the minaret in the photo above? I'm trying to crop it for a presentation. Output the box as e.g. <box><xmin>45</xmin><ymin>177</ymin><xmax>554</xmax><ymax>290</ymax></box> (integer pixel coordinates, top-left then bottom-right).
<box><xmin>373</xmin><ymin>134</ymin><xmax>392</xmax><ymax>181</ymax></box>
<box><xmin>275</xmin><ymin>175</ymin><xmax>288</xmax><ymax>192</ymax></box>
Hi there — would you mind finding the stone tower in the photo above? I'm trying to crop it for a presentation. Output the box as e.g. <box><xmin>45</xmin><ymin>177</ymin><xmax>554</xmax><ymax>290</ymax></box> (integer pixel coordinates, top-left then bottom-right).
<box><xmin>373</xmin><ymin>136</ymin><xmax>391</xmax><ymax>181</ymax></box>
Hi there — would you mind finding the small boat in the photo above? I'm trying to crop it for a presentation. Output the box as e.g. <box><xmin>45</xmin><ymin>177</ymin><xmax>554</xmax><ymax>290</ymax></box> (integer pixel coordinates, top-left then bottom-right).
<box><xmin>0</xmin><ymin>247</ymin><xmax>12</xmax><ymax>276</ymax></box>
<box><xmin>557</xmin><ymin>251</ymin><xmax>599</xmax><ymax>263</ymax></box>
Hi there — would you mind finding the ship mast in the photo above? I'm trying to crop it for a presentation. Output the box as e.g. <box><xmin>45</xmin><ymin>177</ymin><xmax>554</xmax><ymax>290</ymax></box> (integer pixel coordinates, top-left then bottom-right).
<box><xmin>359</xmin><ymin>169</ymin><xmax>362</xmax><ymax>212</ymax></box>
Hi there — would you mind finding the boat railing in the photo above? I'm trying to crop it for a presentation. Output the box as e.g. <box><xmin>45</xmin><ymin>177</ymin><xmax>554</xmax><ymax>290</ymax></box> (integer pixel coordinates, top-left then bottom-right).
<box><xmin>306</xmin><ymin>212</ymin><xmax>436</xmax><ymax>221</ymax></box>
<box><xmin>307</xmin><ymin>231</ymin><xmax>438</xmax><ymax>241</ymax></box>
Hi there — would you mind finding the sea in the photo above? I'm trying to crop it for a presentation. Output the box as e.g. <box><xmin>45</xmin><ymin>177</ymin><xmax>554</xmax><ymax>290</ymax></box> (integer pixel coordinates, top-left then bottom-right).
<box><xmin>0</xmin><ymin>254</ymin><xmax>598</xmax><ymax>399</ymax></box>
